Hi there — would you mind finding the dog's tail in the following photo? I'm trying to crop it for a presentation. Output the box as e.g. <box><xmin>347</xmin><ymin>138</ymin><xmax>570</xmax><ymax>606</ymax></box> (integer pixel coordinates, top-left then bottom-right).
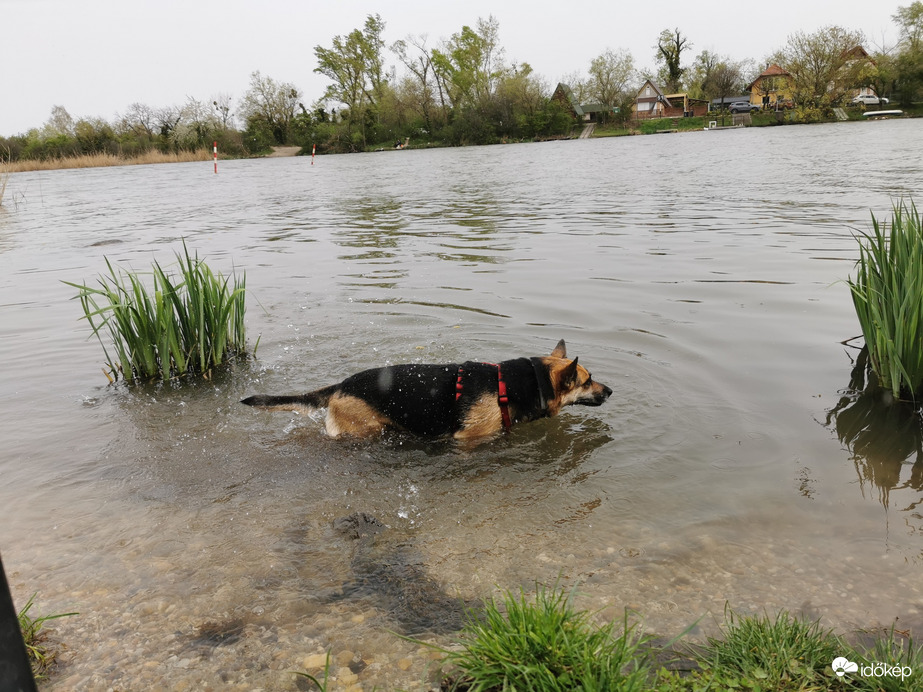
<box><xmin>241</xmin><ymin>385</ymin><xmax>338</xmax><ymax>413</ymax></box>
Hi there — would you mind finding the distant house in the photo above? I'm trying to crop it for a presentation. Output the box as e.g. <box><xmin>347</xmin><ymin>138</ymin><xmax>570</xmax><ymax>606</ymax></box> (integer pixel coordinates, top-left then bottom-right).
<box><xmin>633</xmin><ymin>80</ymin><xmax>709</xmax><ymax>119</ymax></box>
<box><xmin>552</xmin><ymin>83</ymin><xmax>613</xmax><ymax>123</ymax></box>
<box><xmin>748</xmin><ymin>51</ymin><xmax>881</xmax><ymax>107</ymax></box>
<box><xmin>747</xmin><ymin>64</ymin><xmax>794</xmax><ymax>108</ymax></box>
<box><xmin>552</xmin><ymin>83</ymin><xmax>584</xmax><ymax>120</ymax></box>
<box><xmin>842</xmin><ymin>46</ymin><xmax>881</xmax><ymax>100</ymax></box>
<box><xmin>634</xmin><ymin>80</ymin><xmax>671</xmax><ymax>118</ymax></box>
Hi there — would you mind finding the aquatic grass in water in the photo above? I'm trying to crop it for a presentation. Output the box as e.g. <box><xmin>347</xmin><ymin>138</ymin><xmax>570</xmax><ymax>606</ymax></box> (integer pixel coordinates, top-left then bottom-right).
<box><xmin>66</xmin><ymin>244</ymin><xmax>252</xmax><ymax>382</ymax></box>
<box><xmin>441</xmin><ymin>584</ymin><xmax>652</xmax><ymax>692</ymax></box>
<box><xmin>18</xmin><ymin>593</ymin><xmax>78</xmax><ymax>679</ymax></box>
<box><xmin>848</xmin><ymin>201</ymin><xmax>923</xmax><ymax>401</ymax></box>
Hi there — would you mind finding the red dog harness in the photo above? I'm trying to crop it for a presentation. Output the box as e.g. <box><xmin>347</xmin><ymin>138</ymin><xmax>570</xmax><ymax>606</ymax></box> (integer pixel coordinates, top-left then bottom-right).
<box><xmin>455</xmin><ymin>363</ymin><xmax>513</xmax><ymax>433</ymax></box>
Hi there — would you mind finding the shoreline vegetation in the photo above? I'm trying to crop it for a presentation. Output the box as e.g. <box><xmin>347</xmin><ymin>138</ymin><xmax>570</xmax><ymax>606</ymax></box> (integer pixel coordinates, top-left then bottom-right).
<box><xmin>1</xmin><ymin>107</ymin><xmax>918</xmax><ymax>176</ymax></box>
<box><xmin>426</xmin><ymin>585</ymin><xmax>923</xmax><ymax>692</ymax></box>
<box><xmin>1</xmin><ymin>148</ymin><xmax>212</xmax><ymax>174</ymax></box>
<box><xmin>20</xmin><ymin>583</ymin><xmax>923</xmax><ymax>689</ymax></box>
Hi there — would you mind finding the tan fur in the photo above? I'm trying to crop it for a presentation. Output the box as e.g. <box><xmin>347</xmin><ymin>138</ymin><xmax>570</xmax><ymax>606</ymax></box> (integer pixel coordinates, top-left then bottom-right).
<box><xmin>325</xmin><ymin>392</ymin><xmax>395</xmax><ymax>438</ymax></box>
<box><xmin>454</xmin><ymin>393</ymin><xmax>504</xmax><ymax>442</ymax></box>
<box><xmin>544</xmin><ymin>357</ymin><xmax>608</xmax><ymax>414</ymax></box>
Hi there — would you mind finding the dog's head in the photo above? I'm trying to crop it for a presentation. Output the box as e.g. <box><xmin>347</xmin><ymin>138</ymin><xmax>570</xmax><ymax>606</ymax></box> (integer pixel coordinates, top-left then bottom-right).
<box><xmin>544</xmin><ymin>340</ymin><xmax>612</xmax><ymax>411</ymax></box>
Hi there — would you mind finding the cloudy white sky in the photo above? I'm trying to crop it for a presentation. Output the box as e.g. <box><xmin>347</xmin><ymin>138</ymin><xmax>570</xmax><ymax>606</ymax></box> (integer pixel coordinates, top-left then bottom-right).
<box><xmin>0</xmin><ymin>0</ymin><xmax>907</xmax><ymax>136</ymax></box>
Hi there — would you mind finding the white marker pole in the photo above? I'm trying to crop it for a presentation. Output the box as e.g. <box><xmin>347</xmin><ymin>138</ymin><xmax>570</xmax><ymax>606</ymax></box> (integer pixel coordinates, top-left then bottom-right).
<box><xmin>213</xmin><ymin>141</ymin><xmax>218</xmax><ymax>174</ymax></box>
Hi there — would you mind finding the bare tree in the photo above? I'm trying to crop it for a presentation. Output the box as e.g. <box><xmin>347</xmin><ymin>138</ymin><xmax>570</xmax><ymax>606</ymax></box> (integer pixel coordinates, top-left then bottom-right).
<box><xmin>121</xmin><ymin>102</ymin><xmax>158</xmax><ymax>139</ymax></box>
<box><xmin>392</xmin><ymin>34</ymin><xmax>440</xmax><ymax>130</ymax></box>
<box><xmin>211</xmin><ymin>92</ymin><xmax>234</xmax><ymax>130</ymax></box>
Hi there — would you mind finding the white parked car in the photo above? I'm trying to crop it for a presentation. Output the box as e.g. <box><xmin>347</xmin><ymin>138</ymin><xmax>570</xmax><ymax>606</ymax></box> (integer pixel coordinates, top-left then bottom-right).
<box><xmin>851</xmin><ymin>94</ymin><xmax>889</xmax><ymax>106</ymax></box>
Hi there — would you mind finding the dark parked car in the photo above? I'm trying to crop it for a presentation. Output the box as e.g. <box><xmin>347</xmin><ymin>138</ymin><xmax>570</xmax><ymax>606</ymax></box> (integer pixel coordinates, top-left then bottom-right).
<box><xmin>729</xmin><ymin>101</ymin><xmax>760</xmax><ymax>114</ymax></box>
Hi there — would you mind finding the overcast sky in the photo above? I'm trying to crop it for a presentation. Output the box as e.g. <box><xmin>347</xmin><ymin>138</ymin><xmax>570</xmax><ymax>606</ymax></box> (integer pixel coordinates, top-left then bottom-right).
<box><xmin>0</xmin><ymin>0</ymin><xmax>906</xmax><ymax>137</ymax></box>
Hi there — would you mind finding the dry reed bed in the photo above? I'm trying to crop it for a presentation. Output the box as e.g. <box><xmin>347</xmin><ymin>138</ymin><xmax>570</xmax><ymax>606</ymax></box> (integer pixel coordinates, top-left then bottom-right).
<box><xmin>3</xmin><ymin>149</ymin><xmax>212</xmax><ymax>173</ymax></box>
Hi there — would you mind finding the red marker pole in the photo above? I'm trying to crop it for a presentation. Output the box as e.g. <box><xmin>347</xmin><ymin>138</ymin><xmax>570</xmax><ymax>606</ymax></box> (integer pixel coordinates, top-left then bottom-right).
<box><xmin>311</xmin><ymin>143</ymin><xmax>316</xmax><ymax>166</ymax></box>
<box><xmin>213</xmin><ymin>141</ymin><xmax>218</xmax><ymax>174</ymax></box>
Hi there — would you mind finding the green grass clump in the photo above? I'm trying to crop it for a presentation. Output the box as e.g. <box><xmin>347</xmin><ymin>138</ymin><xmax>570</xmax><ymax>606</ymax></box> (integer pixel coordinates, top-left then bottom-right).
<box><xmin>848</xmin><ymin>201</ymin><xmax>923</xmax><ymax>401</ymax></box>
<box><xmin>441</xmin><ymin>584</ymin><xmax>651</xmax><ymax>692</ymax></box>
<box><xmin>18</xmin><ymin>593</ymin><xmax>77</xmax><ymax>679</ymax></box>
<box><xmin>692</xmin><ymin>608</ymin><xmax>844</xmax><ymax>690</ymax></box>
<box><xmin>653</xmin><ymin>609</ymin><xmax>923</xmax><ymax>692</ymax></box>
<box><xmin>853</xmin><ymin>625</ymin><xmax>923</xmax><ymax>692</ymax></box>
<box><xmin>66</xmin><ymin>243</ymin><xmax>252</xmax><ymax>383</ymax></box>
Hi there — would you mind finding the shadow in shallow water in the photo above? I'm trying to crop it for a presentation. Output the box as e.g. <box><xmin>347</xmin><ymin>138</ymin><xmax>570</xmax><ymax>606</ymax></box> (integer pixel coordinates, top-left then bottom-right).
<box><xmin>825</xmin><ymin>346</ymin><xmax>923</xmax><ymax>509</ymax></box>
<box><xmin>321</xmin><ymin>512</ymin><xmax>476</xmax><ymax>636</ymax></box>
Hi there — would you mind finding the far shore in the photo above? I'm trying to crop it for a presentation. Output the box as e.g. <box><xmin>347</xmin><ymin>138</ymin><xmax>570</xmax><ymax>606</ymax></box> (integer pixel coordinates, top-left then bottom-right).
<box><xmin>0</xmin><ymin>145</ymin><xmax>305</xmax><ymax>174</ymax></box>
<box><xmin>2</xmin><ymin>111</ymin><xmax>917</xmax><ymax>174</ymax></box>
<box><xmin>1</xmin><ymin>149</ymin><xmax>213</xmax><ymax>173</ymax></box>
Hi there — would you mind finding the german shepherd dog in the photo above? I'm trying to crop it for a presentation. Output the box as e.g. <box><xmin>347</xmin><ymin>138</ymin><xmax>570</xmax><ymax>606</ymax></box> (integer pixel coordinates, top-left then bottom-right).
<box><xmin>241</xmin><ymin>340</ymin><xmax>612</xmax><ymax>444</ymax></box>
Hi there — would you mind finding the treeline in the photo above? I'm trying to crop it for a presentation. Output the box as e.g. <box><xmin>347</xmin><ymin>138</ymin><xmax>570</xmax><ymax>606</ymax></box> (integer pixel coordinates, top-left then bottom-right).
<box><xmin>0</xmin><ymin>99</ymin><xmax>248</xmax><ymax>163</ymax></box>
<box><xmin>4</xmin><ymin>3</ymin><xmax>923</xmax><ymax>161</ymax></box>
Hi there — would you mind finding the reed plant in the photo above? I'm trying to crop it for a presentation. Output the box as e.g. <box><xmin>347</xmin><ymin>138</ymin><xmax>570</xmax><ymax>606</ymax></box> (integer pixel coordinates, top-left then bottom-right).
<box><xmin>848</xmin><ymin>200</ymin><xmax>923</xmax><ymax>401</ymax></box>
<box><xmin>440</xmin><ymin>584</ymin><xmax>652</xmax><ymax>692</ymax></box>
<box><xmin>0</xmin><ymin>147</ymin><xmax>10</xmax><ymax>206</ymax></box>
<box><xmin>4</xmin><ymin>149</ymin><xmax>211</xmax><ymax>173</ymax></box>
<box><xmin>66</xmin><ymin>244</ymin><xmax>252</xmax><ymax>383</ymax></box>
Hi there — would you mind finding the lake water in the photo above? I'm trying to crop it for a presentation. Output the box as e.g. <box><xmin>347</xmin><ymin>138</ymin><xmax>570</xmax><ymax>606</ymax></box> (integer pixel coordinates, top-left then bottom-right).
<box><xmin>2</xmin><ymin>119</ymin><xmax>922</xmax><ymax>690</ymax></box>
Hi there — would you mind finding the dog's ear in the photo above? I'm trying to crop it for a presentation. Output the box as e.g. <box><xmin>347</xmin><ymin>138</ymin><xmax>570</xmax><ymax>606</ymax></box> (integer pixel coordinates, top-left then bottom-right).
<box><xmin>551</xmin><ymin>339</ymin><xmax>567</xmax><ymax>358</ymax></box>
<box><xmin>561</xmin><ymin>357</ymin><xmax>579</xmax><ymax>385</ymax></box>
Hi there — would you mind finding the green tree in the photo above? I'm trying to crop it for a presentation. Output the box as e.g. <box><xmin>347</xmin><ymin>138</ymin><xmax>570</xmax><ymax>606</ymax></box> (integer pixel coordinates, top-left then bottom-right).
<box><xmin>432</xmin><ymin>16</ymin><xmax>505</xmax><ymax>111</ymax></box>
<box><xmin>656</xmin><ymin>28</ymin><xmax>691</xmax><ymax>92</ymax></box>
<box><xmin>587</xmin><ymin>48</ymin><xmax>636</xmax><ymax>119</ymax></box>
<box><xmin>313</xmin><ymin>13</ymin><xmax>389</xmax><ymax>149</ymax></box>
<box><xmin>74</xmin><ymin>117</ymin><xmax>117</xmax><ymax>154</ymax></box>
<box><xmin>430</xmin><ymin>16</ymin><xmax>509</xmax><ymax>144</ymax></box>
<box><xmin>240</xmin><ymin>71</ymin><xmax>302</xmax><ymax>146</ymax></box>
<box><xmin>776</xmin><ymin>26</ymin><xmax>867</xmax><ymax>109</ymax></box>
<box><xmin>893</xmin><ymin>2</ymin><xmax>923</xmax><ymax>103</ymax></box>
<box><xmin>686</xmin><ymin>50</ymin><xmax>720</xmax><ymax>100</ymax></box>
<box><xmin>494</xmin><ymin>62</ymin><xmax>549</xmax><ymax>138</ymax></box>
<box><xmin>689</xmin><ymin>53</ymin><xmax>749</xmax><ymax>107</ymax></box>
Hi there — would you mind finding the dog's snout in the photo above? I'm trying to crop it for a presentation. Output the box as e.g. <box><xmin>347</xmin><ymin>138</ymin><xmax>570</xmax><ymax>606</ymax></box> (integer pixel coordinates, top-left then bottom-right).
<box><xmin>602</xmin><ymin>384</ymin><xmax>613</xmax><ymax>399</ymax></box>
